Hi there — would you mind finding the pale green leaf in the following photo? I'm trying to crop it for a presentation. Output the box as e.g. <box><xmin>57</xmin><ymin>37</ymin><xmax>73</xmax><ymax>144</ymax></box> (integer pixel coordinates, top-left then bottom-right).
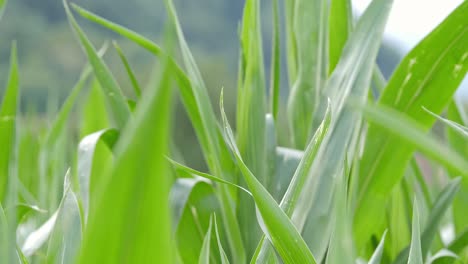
<box><xmin>220</xmin><ymin>91</ymin><xmax>316</xmax><ymax>264</ymax></box>
<box><xmin>78</xmin><ymin>40</ymin><xmax>173</xmax><ymax>262</ymax></box>
<box><xmin>408</xmin><ymin>201</ymin><xmax>423</xmax><ymax>264</ymax></box>
<box><xmin>369</xmin><ymin>231</ymin><xmax>388</xmax><ymax>264</ymax></box>
<box><xmin>356</xmin><ymin>1</ymin><xmax>468</xmax><ymax>243</ymax></box>
<box><xmin>64</xmin><ymin>1</ymin><xmax>130</xmax><ymax>128</ymax></box>
<box><xmin>0</xmin><ymin>42</ymin><xmax>19</xmax><ymax>204</ymax></box>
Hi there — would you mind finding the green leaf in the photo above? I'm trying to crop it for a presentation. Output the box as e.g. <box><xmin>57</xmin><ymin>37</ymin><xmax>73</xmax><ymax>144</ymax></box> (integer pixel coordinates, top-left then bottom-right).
<box><xmin>220</xmin><ymin>92</ymin><xmax>316</xmax><ymax>264</ymax></box>
<box><xmin>287</xmin><ymin>0</ymin><xmax>328</xmax><ymax>148</ymax></box>
<box><xmin>269</xmin><ymin>0</ymin><xmax>280</xmax><ymax>120</ymax></box>
<box><xmin>393</xmin><ymin>178</ymin><xmax>462</xmax><ymax>264</ymax></box>
<box><xmin>0</xmin><ymin>0</ymin><xmax>6</xmax><ymax>20</ymax></box>
<box><xmin>329</xmin><ymin>0</ymin><xmax>352</xmax><ymax>73</ymax></box>
<box><xmin>369</xmin><ymin>231</ymin><xmax>388</xmax><ymax>264</ymax></box>
<box><xmin>0</xmin><ymin>204</ymin><xmax>12</xmax><ymax>262</ymax></box>
<box><xmin>64</xmin><ymin>1</ymin><xmax>130</xmax><ymax>128</ymax></box>
<box><xmin>77</xmin><ymin>129</ymin><xmax>118</xmax><ymax>220</ymax></box>
<box><xmin>199</xmin><ymin>216</ymin><xmax>213</xmax><ymax>264</ymax></box>
<box><xmin>270</xmin><ymin>147</ymin><xmax>302</xmax><ymax>201</ymax></box>
<box><xmin>325</xmin><ymin>167</ymin><xmax>355</xmax><ymax>264</ymax></box>
<box><xmin>78</xmin><ymin>38</ymin><xmax>173</xmax><ymax>263</ymax></box>
<box><xmin>252</xmin><ymin>99</ymin><xmax>331</xmax><ymax>263</ymax></box>
<box><xmin>80</xmin><ymin>79</ymin><xmax>111</xmax><ymax>137</ymax></box>
<box><xmin>164</xmin><ymin>0</ymin><xmax>244</xmax><ymax>260</ymax></box>
<box><xmin>357</xmin><ymin>102</ymin><xmax>468</xmax><ymax>177</ymax></box>
<box><xmin>446</xmin><ymin>99</ymin><xmax>468</xmax><ymax>233</ymax></box>
<box><xmin>408</xmin><ymin>201</ymin><xmax>423</xmax><ymax>264</ymax></box>
<box><xmin>237</xmin><ymin>0</ymin><xmax>268</xmax><ymax>254</ymax></box>
<box><xmin>214</xmin><ymin>214</ymin><xmax>231</xmax><ymax>264</ymax></box>
<box><xmin>0</xmin><ymin>42</ymin><xmax>19</xmax><ymax>204</ymax></box>
<box><xmin>284</xmin><ymin>0</ymin><xmax>297</xmax><ymax>88</ymax></box>
<box><xmin>20</xmin><ymin>171</ymin><xmax>78</xmax><ymax>258</ymax></box>
<box><xmin>46</xmin><ymin>172</ymin><xmax>82</xmax><ymax>263</ymax></box>
<box><xmin>113</xmin><ymin>41</ymin><xmax>142</xmax><ymax>98</ymax></box>
<box><xmin>424</xmin><ymin>107</ymin><xmax>468</xmax><ymax>137</ymax></box>
<box><xmin>290</xmin><ymin>0</ymin><xmax>392</xmax><ymax>259</ymax></box>
<box><xmin>168</xmin><ymin>158</ymin><xmax>251</xmax><ymax>196</ymax></box>
<box><xmin>356</xmin><ymin>1</ymin><xmax>468</xmax><ymax>243</ymax></box>
<box><xmin>170</xmin><ymin>178</ymin><xmax>220</xmax><ymax>263</ymax></box>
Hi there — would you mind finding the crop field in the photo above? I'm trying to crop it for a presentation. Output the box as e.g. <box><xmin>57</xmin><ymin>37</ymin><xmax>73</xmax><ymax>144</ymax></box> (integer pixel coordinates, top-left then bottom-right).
<box><xmin>0</xmin><ymin>0</ymin><xmax>468</xmax><ymax>263</ymax></box>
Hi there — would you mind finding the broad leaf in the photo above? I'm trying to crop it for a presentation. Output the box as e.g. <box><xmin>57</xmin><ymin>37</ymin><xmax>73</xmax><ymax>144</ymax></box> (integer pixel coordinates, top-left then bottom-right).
<box><xmin>356</xmin><ymin>1</ymin><xmax>468</xmax><ymax>243</ymax></box>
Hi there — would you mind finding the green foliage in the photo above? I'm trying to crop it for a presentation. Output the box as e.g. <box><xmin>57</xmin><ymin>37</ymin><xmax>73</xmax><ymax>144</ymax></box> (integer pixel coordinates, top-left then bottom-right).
<box><xmin>0</xmin><ymin>0</ymin><xmax>467</xmax><ymax>264</ymax></box>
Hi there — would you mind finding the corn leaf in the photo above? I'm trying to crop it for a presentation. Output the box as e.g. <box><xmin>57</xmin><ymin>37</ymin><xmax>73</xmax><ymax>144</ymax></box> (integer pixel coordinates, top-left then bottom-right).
<box><xmin>369</xmin><ymin>231</ymin><xmax>388</xmax><ymax>264</ymax></box>
<box><xmin>64</xmin><ymin>1</ymin><xmax>130</xmax><ymax>128</ymax></box>
<box><xmin>329</xmin><ymin>0</ymin><xmax>352</xmax><ymax>73</ymax></box>
<box><xmin>220</xmin><ymin>92</ymin><xmax>316</xmax><ymax>264</ymax></box>
<box><xmin>356</xmin><ymin>1</ymin><xmax>468</xmax><ymax>243</ymax></box>
<box><xmin>45</xmin><ymin>172</ymin><xmax>82</xmax><ymax>263</ymax></box>
<box><xmin>0</xmin><ymin>42</ymin><xmax>19</xmax><ymax>204</ymax></box>
<box><xmin>80</xmin><ymin>79</ymin><xmax>110</xmax><ymax>137</ymax></box>
<box><xmin>287</xmin><ymin>0</ymin><xmax>328</xmax><ymax>148</ymax></box>
<box><xmin>77</xmin><ymin>129</ymin><xmax>118</xmax><ymax>220</ymax></box>
<box><xmin>446</xmin><ymin>99</ymin><xmax>468</xmax><ymax>233</ymax></box>
<box><xmin>252</xmin><ymin>99</ymin><xmax>331</xmax><ymax>263</ymax></box>
<box><xmin>237</xmin><ymin>0</ymin><xmax>268</xmax><ymax>254</ymax></box>
<box><xmin>113</xmin><ymin>41</ymin><xmax>142</xmax><ymax>98</ymax></box>
<box><xmin>269</xmin><ymin>0</ymin><xmax>280</xmax><ymax>120</ymax></box>
<box><xmin>214</xmin><ymin>214</ymin><xmax>231</xmax><ymax>264</ymax></box>
<box><xmin>0</xmin><ymin>0</ymin><xmax>6</xmax><ymax>20</ymax></box>
<box><xmin>407</xmin><ymin>201</ymin><xmax>423</xmax><ymax>264</ymax></box>
<box><xmin>78</xmin><ymin>42</ymin><xmax>173</xmax><ymax>263</ymax></box>
<box><xmin>164</xmin><ymin>0</ymin><xmax>244</xmax><ymax>260</ymax></box>
<box><xmin>289</xmin><ymin>1</ymin><xmax>392</xmax><ymax>260</ymax></box>
<box><xmin>199</xmin><ymin>216</ymin><xmax>213</xmax><ymax>264</ymax></box>
<box><xmin>170</xmin><ymin>178</ymin><xmax>220</xmax><ymax>263</ymax></box>
<box><xmin>393</xmin><ymin>178</ymin><xmax>461</xmax><ymax>264</ymax></box>
<box><xmin>357</xmin><ymin>102</ymin><xmax>468</xmax><ymax>176</ymax></box>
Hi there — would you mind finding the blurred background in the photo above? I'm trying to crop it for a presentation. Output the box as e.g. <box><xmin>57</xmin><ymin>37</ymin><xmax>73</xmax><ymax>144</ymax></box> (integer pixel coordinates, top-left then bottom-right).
<box><xmin>0</xmin><ymin>0</ymin><xmax>466</xmax><ymax>167</ymax></box>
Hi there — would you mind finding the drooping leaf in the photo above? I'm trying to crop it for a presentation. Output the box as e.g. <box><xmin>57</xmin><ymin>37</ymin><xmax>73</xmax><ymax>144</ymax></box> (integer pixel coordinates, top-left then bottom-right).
<box><xmin>168</xmin><ymin>158</ymin><xmax>251</xmax><ymax>196</ymax></box>
<box><xmin>76</xmin><ymin>129</ymin><xmax>118</xmax><ymax>220</ymax></box>
<box><xmin>170</xmin><ymin>178</ymin><xmax>220</xmax><ymax>263</ymax></box>
<box><xmin>357</xmin><ymin>102</ymin><xmax>468</xmax><ymax>177</ymax></box>
<box><xmin>46</xmin><ymin>173</ymin><xmax>82</xmax><ymax>263</ymax></box>
<box><xmin>220</xmin><ymin>91</ymin><xmax>316</xmax><ymax>264</ymax></box>
<box><xmin>163</xmin><ymin>0</ymin><xmax>244</xmax><ymax>260</ymax></box>
<box><xmin>252</xmin><ymin>99</ymin><xmax>331</xmax><ymax>263</ymax></box>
